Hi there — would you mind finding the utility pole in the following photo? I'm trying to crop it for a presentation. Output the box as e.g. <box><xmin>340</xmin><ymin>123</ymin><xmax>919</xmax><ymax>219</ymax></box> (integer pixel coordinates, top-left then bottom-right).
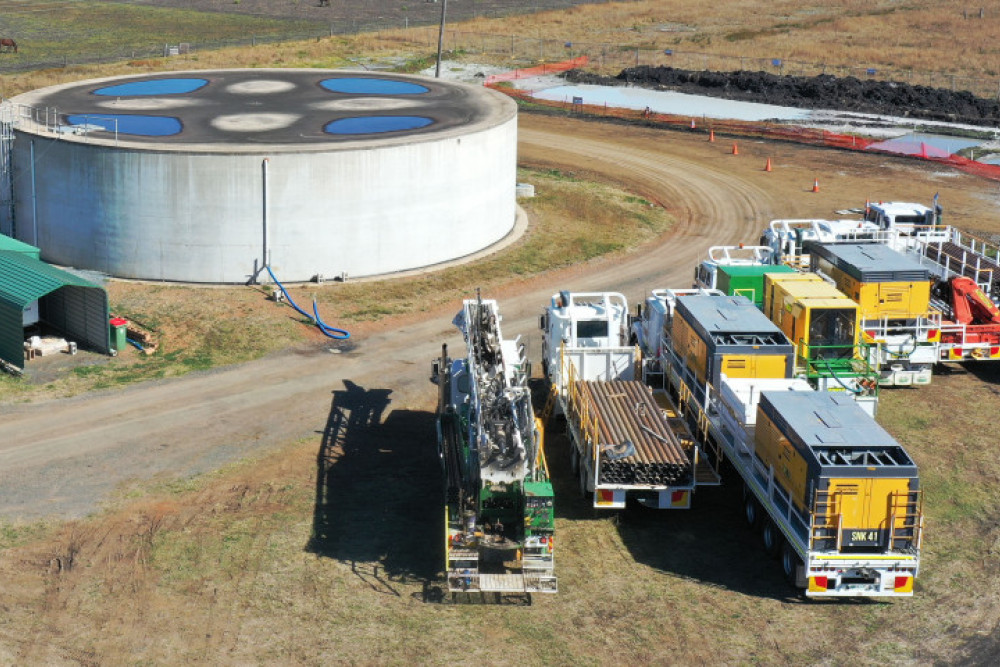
<box><xmin>435</xmin><ymin>0</ymin><xmax>449</xmax><ymax>78</ymax></box>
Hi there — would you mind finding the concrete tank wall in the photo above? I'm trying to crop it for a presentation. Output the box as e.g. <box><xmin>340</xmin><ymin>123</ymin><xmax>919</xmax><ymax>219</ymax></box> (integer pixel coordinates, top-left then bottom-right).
<box><xmin>5</xmin><ymin>70</ymin><xmax>518</xmax><ymax>283</ymax></box>
<box><xmin>11</xmin><ymin>120</ymin><xmax>515</xmax><ymax>282</ymax></box>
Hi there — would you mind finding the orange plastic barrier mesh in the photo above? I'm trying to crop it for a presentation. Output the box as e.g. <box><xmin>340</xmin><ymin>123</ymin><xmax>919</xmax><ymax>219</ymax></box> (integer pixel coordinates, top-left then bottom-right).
<box><xmin>489</xmin><ymin>80</ymin><xmax>1000</xmax><ymax>182</ymax></box>
<box><xmin>484</xmin><ymin>56</ymin><xmax>589</xmax><ymax>85</ymax></box>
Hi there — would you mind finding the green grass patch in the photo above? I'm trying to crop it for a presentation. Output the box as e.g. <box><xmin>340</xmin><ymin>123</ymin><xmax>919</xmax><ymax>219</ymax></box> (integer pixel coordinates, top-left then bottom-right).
<box><xmin>0</xmin><ymin>1</ymin><xmax>322</xmax><ymax>65</ymax></box>
<box><xmin>0</xmin><ymin>518</ymin><xmax>54</xmax><ymax>550</ymax></box>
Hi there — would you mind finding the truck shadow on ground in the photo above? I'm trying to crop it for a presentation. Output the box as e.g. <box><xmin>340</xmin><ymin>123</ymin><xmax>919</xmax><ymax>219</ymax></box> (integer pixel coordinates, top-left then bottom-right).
<box><xmin>306</xmin><ymin>379</ymin><xmax>441</xmax><ymax>595</ymax></box>
<box><xmin>549</xmin><ymin>425</ymin><xmax>884</xmax><ymax>603</ymax></box>
<box><xmin>614</xmin><ymin>479</ymin><xmax>808</xmax><ymax>602</ymax></box>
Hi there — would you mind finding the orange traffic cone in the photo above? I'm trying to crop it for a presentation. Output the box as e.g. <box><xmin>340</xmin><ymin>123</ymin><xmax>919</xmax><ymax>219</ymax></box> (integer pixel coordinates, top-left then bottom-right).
<box><xmin>811</xmin><ymin>178</ymin><xmax>820</xmax><ymax>193</ymax></box>
<box><xmin>764</xmin><ymin>158</ymin><xmax>772</xmax><ymax>172</ymax></box>
<box><xmin>709</xmin><ymin>130</ymin><xmax>715</xmax><ymax>142</ymax></box>
<box><xmin>690</xmin><ymin>118</ymin><xmax>697</xmax><ymax>130</ymax></box>
<box><xmin>732</xmin><ymin>143</ymin><xmax>739</xmax><ymax>155</ymax></box>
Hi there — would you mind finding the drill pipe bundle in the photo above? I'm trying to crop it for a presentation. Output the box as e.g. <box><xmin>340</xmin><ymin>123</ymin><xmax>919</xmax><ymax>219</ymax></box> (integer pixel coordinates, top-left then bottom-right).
<box><xmin>576</xmin><ymin>380</ymin><xmax>692</xmax><ymax>486</ymax></box>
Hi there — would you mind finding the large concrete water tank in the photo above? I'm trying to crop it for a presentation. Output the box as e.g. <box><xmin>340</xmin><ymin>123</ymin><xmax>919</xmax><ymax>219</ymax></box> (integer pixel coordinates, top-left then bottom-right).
<box><xmin>3</xmin><ymin>69</ymin><xmax>517</xmax><ymax>283</ymax></box>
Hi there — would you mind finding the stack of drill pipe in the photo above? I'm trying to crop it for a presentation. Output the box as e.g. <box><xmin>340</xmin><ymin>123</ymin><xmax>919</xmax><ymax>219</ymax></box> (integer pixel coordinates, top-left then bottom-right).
<box><xmin>926</xmin><ymin>241</ymin><xmax>1000</xmax><ymax>297</ymax></box>
<box><xmin>576</xmin><ymin>380</ymin><xmax>692</xmax><ymax>486</ymax></box>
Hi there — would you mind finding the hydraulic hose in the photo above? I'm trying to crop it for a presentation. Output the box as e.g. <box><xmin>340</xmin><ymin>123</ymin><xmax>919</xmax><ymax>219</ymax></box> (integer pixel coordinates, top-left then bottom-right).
<box><xmin>817</xmin><ymin>357</ymin><xmax>864</xmax><ymax>395</ymax></box>
<box><xmin>265</xmin><ymin>265</ymin><xmax>350</xmax><ymax>340</ymax></box>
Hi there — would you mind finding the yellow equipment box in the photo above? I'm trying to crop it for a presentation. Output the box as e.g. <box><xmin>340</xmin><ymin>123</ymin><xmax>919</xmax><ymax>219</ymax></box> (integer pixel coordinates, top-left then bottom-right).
<box><xmin>755</xmin><ymin>390</ymin><xmax>921</xmax><ymax>553</ymax></box>
<box><xmin>762</xmin><ymin>274</ymin><xmax>860</xmax><ymax>359</ymax></box>
<box><xmin>671</xmin><ymin>294</ymin><xmax>793</xmax><ymax>387</ymax></box>
<box><xmin>805</xmin><ymin>242</ymin><xmax>933</xmax><ymax>318</ymax></box>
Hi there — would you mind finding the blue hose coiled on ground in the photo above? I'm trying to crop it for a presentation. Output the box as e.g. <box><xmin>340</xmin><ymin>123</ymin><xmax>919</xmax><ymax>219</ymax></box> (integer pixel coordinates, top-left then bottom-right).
<box><xmin>265</xmin><ymin>265</ymin><xmax>350</xmax><ymax>340</ymax></box>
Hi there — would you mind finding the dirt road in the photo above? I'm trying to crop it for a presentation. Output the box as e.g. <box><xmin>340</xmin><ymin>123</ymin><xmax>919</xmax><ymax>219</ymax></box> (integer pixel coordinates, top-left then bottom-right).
<box><xmin>0</xmin><ymin>113</ymin><xmax>994</xmax><ymax>519</ymax></box>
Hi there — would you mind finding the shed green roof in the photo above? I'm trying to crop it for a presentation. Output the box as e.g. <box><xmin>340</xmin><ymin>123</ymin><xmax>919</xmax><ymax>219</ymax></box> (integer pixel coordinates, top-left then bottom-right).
<box><xmin>0</xmin><ymin>250</ymin><xmax>99</xmax><ymax>308</ymax></box>
<box><xmin>0</xmin><ymin>234</ymin><xmax>40</xmax><ymax>260</ymax></box>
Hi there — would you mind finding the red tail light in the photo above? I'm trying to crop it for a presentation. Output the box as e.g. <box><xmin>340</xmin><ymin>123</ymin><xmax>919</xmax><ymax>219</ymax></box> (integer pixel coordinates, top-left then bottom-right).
<box><xmin>992</xmin><ymin>347</ymin><xmax>999</xmax><ymax>357</ymax></box>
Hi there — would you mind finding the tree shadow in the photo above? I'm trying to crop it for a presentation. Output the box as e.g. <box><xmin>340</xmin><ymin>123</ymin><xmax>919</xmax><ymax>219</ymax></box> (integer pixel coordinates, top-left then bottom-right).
<box><xmin>306</xmin><ymin>379</ymin><xmax>441</xmax><ymax>592</ymax></box>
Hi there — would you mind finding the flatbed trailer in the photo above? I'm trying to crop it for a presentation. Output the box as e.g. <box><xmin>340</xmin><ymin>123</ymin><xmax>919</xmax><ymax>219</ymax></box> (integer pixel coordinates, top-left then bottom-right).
<box><xmin>542</xmin><ymin>292</ymin><xmax>718</xmax><ymax>510</ymax></box>
<box><xmin>793</xmin><ymin>208</ymin><xmax>1000</xmax><ymax>362</ymax></box>
<box><xmin>558</xmin><ymin>355</ymin><xmax>713</xmax><ymax>509</ymax></box>
<box><xmin>654</xmin><ymin>289</ymin><xmax>923</xmax><ymax>596</ymax></box>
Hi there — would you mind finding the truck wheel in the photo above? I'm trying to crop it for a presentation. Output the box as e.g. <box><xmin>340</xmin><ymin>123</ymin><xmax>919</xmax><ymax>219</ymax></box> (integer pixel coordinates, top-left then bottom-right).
<box><xmin>570</xmin><ymin>446</ymin><xmax>579</xmax><ymax>476</ymax></box>
<box><xmin>743</xmin><ymin>493</ymin><xmax>760</xmax><ymax>528</ymax></box>
<box><xmin>781</xmin><ymin>540</ymin><xmax>802</xmax><ymax>587</ymax></box>
<box><xmin>762</xmin><ymin>520</ymin><xmax>780</xmax><ymax>557</ymax></box>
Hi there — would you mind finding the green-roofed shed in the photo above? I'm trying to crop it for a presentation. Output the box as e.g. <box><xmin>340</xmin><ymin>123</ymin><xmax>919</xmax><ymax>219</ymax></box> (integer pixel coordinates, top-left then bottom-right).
<box><xmin>0</xmin><ymin>234</ymin><xmax>41</xmax><ymax>260</ymax></box>
<box><xmin>0</xmin><ymin>250</ymin><xmax>111</xmax><ymax>369</ymax></box>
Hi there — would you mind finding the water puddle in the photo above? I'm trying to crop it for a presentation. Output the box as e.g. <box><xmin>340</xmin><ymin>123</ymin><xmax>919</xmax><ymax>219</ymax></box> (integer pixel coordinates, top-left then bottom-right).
<box><xmin>324</xmin><ymin>116</ymin><xmax>433</xmax><ymax>135</ymax></box>
<box><xmin>530</xmin><ymin>84</ymin><xmax>811</xmax><ymax>122</ymax></box>
<box><xmin>320</xmin><ymin>78</ymin><xmax>429</xmax><ymax>95</ymax></box>
<box><xmin>66</xmin><ymin>114</ymin><xmax>183</xmax><ymax>136</ymax></box>
<box><xmin>92</xmin><ymin>78</ymin><xmax>208</xmax><ymax>96</ymax></box>
<box><xmin>866</xmin><ymin>132</ymin><xmax>981</xmax><ymax>157</ymax></box>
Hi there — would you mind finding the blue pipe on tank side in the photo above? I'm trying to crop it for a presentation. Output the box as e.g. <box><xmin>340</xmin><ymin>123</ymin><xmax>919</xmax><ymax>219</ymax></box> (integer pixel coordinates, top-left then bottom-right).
<box><xmin>265</xmin><ymin>265</ymin><xmax>350</xmax><ymax>340</ymax></box>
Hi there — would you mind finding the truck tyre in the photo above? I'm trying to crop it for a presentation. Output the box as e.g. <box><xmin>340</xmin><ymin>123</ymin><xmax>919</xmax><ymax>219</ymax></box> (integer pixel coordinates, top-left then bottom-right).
<box><xmin>579</xmin><ymin>465</ymin><xmax>589</xmax><ymax>500</ymax></box>
<box><xmin>762</xmin><ymin>520</ymin><xmax>780</xmax><ymax>557</ymax></box>
<box><xmin>781</xmin><ymin>540</ymin><xmax>802</xmax><ymax>587</ymax></box>
<box><xmin>743</xmin><ymin>493</ymin><xmax>760</xmax><ymax>528</ymax></box>
<box><xmin>570</xmin><ymin>446</ymin><xmax>580</xmax><ymax>476</ymax></box>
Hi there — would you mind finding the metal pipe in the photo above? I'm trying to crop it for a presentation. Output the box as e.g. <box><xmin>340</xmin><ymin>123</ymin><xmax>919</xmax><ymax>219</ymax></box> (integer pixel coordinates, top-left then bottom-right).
<box><xmin>29</xmin><ymin>139</ymin><xmax>37</xmax><ymax>245</ymax></box>
<box><xmin>434</xmin><ymin>0</ymin><xmax>448</xmax><ymax>78</ymax></box>
<box><xmin>262</xmin><ymin>157</ymin><xmax>270</xmax><ymax>269</ymax></box>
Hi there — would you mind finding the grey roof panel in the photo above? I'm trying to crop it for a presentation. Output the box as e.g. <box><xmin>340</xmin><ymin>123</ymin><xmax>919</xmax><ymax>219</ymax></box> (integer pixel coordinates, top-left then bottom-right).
<box><xmin>676</xmin><ymin>294</ymin><xmax>784</xmax><ymax>336</ymax></box>
<box><xmin>761</xmin><ymin>390</ymin><xmax>900</xmax><ymax>447</ymax></box>
<box><xmin>807</xmin><ymin>242</ymin><xmax>931</xmax><ymax>282</ymax></box>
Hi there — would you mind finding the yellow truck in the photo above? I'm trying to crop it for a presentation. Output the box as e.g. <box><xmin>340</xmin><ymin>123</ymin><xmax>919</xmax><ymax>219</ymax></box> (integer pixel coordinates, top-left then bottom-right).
<box><xmin>753</xmin><ymin>390</ymin><xmax>922</xmax><ymax>595</ymax></box>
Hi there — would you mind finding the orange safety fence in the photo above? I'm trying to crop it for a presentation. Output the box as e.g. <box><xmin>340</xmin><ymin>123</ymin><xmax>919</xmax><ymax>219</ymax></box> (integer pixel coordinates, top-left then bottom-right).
<box><xmin>488</xmin><ymin>80</ymin><xmax>1000</xmax><ymax>183</ymax></box>
<box><xmin>484</xmin><ymin>56</ymin><xmax>589</xmax><ymax>86</ymax></box>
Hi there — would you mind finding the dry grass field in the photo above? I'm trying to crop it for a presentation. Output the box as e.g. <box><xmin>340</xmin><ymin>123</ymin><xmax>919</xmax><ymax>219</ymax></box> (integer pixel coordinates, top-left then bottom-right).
<box><xmin>2</xmin><ymin>2</ymin><xmax>1000</xmax><ymax>665</ymax></box>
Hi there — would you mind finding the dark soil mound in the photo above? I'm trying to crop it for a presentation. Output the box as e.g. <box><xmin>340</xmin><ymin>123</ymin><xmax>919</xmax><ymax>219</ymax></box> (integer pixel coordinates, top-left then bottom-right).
<box><xmin>565</xmin><ymin>66</ymin><xmax>1000</xmax><ymax>126</ymax></box>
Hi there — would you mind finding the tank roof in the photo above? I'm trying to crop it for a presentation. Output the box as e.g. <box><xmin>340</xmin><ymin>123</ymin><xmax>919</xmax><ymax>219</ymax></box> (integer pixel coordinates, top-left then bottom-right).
<box><xmin>9</xmin><ymin>69</ymin><xmax>515</xmax><ymax>152</ymax></box>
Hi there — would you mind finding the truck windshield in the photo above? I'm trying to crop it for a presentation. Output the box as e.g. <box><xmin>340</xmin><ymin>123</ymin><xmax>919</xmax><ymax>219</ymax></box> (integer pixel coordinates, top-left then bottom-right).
<box><xmin>575</xmin><ymin>319</ymin><xmax>607</xmax><ymax>340</ymax></box>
